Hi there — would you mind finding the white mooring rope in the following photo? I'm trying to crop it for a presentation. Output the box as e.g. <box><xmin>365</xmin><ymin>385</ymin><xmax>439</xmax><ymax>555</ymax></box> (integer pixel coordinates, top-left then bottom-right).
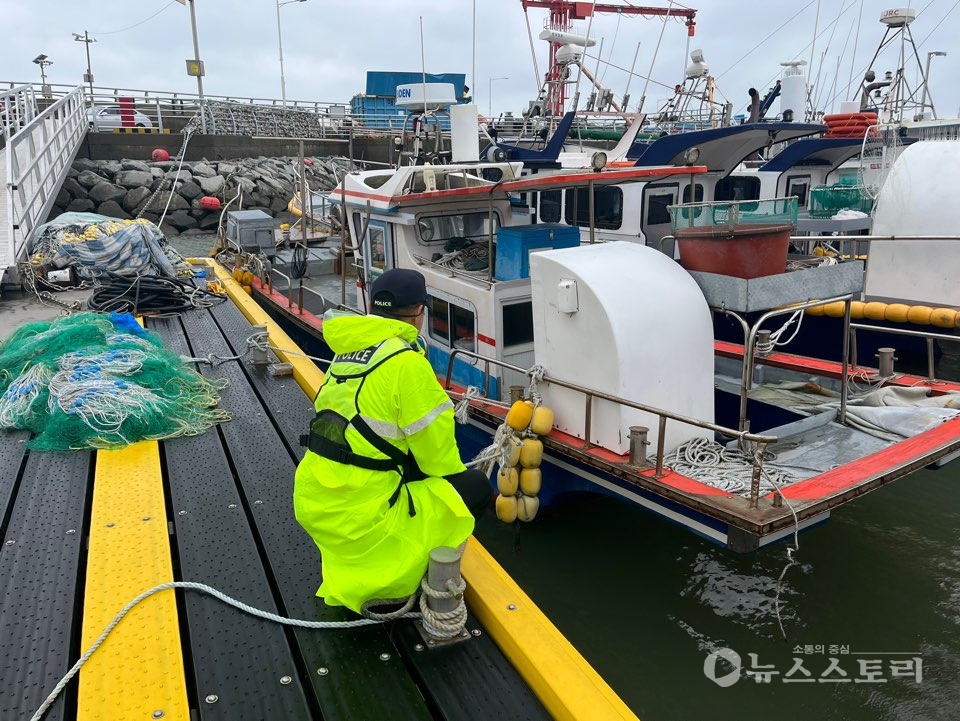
<box><xmin>29</xmin><ymin>580</ymin><xmax>420</xmax><ymax>721</ymax></box>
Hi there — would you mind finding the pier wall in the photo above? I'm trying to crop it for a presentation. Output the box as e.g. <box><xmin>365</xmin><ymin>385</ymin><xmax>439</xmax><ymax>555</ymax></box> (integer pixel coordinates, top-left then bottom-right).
<box><xmin>80</xmin><ymin>133</ymin><xmax>394</xmax><ymax>166</ymax></box>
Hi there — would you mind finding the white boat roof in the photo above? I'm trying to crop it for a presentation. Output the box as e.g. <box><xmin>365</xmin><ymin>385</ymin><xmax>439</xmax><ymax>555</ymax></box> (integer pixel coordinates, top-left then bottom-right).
<box><xmin>335</xmin><ymin>162</ymin><xmax>708</xmax><ymax>212</ymax></box>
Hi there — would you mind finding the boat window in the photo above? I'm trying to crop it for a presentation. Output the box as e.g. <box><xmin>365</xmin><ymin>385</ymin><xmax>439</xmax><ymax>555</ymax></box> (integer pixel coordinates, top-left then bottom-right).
<box><xmin>481</xmin><ymin>167</ymin><xmax>504</xmax><ymax>182</ymax></box>
<box><xmin>538</xmin><ymin>190</ymin><xmax>562</xmax><ymax>223</ymax></box>
<box><xmin>363</xmin><ymin>174</ymin><xmax>393</xmax><ymax>189</ymax></box>
<box><xmin>787</xmin><ymin>176</ymin><xmax>811</xmax><ymax>208</ymax></box>
<box><xmin>682</xmin><ymin>183</ymin><xmax>704</xmax><ymax>203</ymax></box>
<box><xmin>714</xmin><ymin>176</ymin><xmax>761</xmax><ymax>202</ymax></box>
<box><xmin>428</xmin><ymin>296</ymin><xmax>476</xmax><ymax>352</ymax></box>
<box><xmin>503</xmin><ymin>301</ymin><xmax>534</xmax><ymax>347</ymax></box>
<box><xmin>563</xmin><ymin>186</ymin><xmax>623</xmax><ymax>230</ymax></box>
<box><xmin>417</xmin><ymin>211</ymin><xmax>499</xmax><ymax>244</ymax></box>
<box><xmin>369</xmin><ymin>226</ymin><xmax>386</xmax><ymax>270</ymax></box>
<box><xmin>645</xmin><ymin>191</ymin><xmax>675</xmax><ymax>226</ymax></box>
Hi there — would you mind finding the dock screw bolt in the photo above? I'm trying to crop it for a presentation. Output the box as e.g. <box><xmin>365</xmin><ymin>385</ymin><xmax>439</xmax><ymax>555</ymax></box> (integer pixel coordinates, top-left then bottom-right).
<box><xmin>280</xmin><ymin>675</ymin><xmax>292</xmax><ymax>685</ymax></box>
<box><xmin>254</xmin><ymin>500</ymin><xmax>263</xmax><ymax>505</ymax></box>
<box><xmin>66</xmin><ymin>529</ymin><xmax>76</xmax><ymax>535</ymax></box>
<box><xmin>471</xmin><ymin>629</ymin><xmax>481</xmax><ymax>637</ymax></box>
<box><xmin>152</xmin><ymin>711</ymin><xmax>165</xmax><ymax>719</ymax></box>
<box><xmin>414</xmin><ymin>644</ymin><xmax>424</xmax><ymax>652</ymax></box>
<box><xmin>427</xmin><ymin>639</ymin><xmax>436</xmax><ymax>646</ymax></box>
<box><xmin>204</xmin><ymin>695</ymin><xmax>218</xmax><ymax>704</ymax></box>
<box><xmin>178</xmin><ymin>510</ymin><xmax>187</xmax><ymax>516</ymax></box>
<box><xmin>507</xmin><ymin>604</ymin><xmax>517</xmax><ymax>611</ymax></box>
<box><xmin>379</xmin><ymin>653</ymin><xmax>391</xmax><ymax>661</ymax></box>
<box><xmin>5</xmin><ymin>540</ymin><xmax>15</xmax><ymax>546</ymax></box>
<box><xmin>317</xmin><ymin>667</ymin><xmax>329</xmax><ymax>676</ymax></box>
<box><xmin>228</xmin><ymin>504</ymin><xmax>237</xmax><ymax>509</ymax></box>
<box><xmin>106</xmin><ymin>523</ymin><xmax>115</xmax><ymax>528</ymax></box>
<box><xmin>142</xmin><ymin>517</ymin><xmax>151</xmax><ymax>522</ymax></box>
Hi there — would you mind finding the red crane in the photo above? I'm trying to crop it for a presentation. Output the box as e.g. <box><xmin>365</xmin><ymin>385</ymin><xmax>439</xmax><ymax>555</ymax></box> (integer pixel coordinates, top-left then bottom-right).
<box><xmin>521</xmin><ymin>1</ymin><xmax>698</xmax><ymax>115</ymax></box>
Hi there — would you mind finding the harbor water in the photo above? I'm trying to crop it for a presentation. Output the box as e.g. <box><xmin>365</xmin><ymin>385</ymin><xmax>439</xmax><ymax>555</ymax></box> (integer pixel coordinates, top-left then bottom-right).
<box><xmin>475</xmin><ymin>355</ymin><xmax>960</xmax><ymax>721</ymax></box>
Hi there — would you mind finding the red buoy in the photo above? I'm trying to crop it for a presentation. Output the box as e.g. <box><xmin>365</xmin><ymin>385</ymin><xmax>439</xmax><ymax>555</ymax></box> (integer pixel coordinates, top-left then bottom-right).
<box><xmin>199</xmin><ymin>196</ymin><xmax>222</xmax><ymax>211</ymax></box>
<box><xmin>151</xmin><ymin>148</ymin><xmax>170</xmax><ymax>162</ymax></box>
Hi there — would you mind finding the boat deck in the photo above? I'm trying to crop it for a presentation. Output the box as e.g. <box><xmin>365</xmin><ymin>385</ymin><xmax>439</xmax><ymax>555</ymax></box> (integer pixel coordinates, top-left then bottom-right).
<box><xmin>0</xmin><ymin>281</ymin><xmax>574</xmax><ymax>720</ymax></box>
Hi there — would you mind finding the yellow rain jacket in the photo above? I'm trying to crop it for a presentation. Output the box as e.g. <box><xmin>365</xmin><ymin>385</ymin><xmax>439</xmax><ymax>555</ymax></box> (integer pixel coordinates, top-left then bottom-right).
<box><xmin>293</xmin><ymin>312</ymin><xmax>475</xmax><ymax>613</ymax></box>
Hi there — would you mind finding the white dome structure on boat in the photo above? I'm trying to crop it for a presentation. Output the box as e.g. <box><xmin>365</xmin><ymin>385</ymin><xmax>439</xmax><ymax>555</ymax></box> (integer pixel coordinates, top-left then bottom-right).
<box><xmin>866</xmin><ymin>140</ymin><xmax>960</xmax><ymax>307</ymax></box>
<box><xmin>530</xmin><ymin>242</ymin><xmax>714</xmax><ymax>456</ymax></box>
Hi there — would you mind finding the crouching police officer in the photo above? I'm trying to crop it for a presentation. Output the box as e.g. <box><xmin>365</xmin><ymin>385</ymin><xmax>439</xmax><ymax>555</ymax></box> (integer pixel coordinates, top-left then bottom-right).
<box><xmin>294</xmin><ymin>268</ymin><xmax>491</xmax><ymax>614</ymax></box>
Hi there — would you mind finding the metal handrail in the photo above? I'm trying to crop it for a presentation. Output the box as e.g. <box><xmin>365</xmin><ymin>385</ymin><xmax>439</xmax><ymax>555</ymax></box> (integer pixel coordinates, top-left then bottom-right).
<box><xmin>1</xmin><ymin>85</ymin><xmax>37</xmax><ymax>140</ymax></box>
<box><xmin>3</xmin><ymin>86</ymin><xmax>86</xmax><ymax>275</ymax></box>
<box><xmin>850</xmin><ymin>322</ymin><xmax>959</xmax><ymax>381</ymax></box>
<box><xmin>443</xmin><ymin>347</ymin><xmax>778</xmax><ymax>504</ymax></box>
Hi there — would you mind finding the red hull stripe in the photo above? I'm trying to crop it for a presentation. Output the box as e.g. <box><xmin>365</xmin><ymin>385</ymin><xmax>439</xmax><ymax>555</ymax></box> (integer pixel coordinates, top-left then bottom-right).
<box><xmin>477</xmin><ymin>333</ymin><xmax>496</xmax><ymax>347</ymax></box>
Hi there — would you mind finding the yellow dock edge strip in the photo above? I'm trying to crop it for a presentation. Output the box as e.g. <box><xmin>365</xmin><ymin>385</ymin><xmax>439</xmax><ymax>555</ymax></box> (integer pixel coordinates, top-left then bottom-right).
<box><xmin>78</xmin><ymin>441</ymin><xmax>190</xmax><ymax>720</ymax></box>
<box><xmin>199</xmin><ymin>258</ymin><xmax>638</xmax><ymax>721</ymax></box>
<box><xmin>195</xmin><ymin>259</ymin><xmax>325</xmax><ymax>399</ymax></box>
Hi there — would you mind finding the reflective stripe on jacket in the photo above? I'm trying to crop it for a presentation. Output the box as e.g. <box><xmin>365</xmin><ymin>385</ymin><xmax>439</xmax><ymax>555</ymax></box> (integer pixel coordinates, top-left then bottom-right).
<box><xmin>293</xmin><ymin>312</ymin><xmax>474</xmax><ymax>613</ymax></box>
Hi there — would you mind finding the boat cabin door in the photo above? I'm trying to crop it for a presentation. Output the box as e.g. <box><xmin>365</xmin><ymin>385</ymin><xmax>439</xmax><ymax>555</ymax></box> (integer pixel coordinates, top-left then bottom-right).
<box><xmin>499</xmin><ymin>298</ymin><xmax>536</xmax><ymax>402</ymax></box>
<box><xmin>641</xmin><ymin>183</ymin><xmax>679</xmax><ymax>257</ymax></box>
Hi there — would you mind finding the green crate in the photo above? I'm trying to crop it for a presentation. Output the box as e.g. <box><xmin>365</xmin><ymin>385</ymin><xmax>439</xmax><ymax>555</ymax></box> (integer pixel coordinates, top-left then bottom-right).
<box><xmin>809</xmin><ymin>184</ymin><xmax>873</xmax><ymax>218</ymax></box>
<box><xmin>669</xmin><ymin>197</ymin><xmax>798</xmax><ymax>233</ymax></box>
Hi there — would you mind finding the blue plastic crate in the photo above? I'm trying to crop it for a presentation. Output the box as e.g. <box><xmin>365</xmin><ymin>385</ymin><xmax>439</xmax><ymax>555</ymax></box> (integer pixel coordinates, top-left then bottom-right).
<box><xmin>495</xmin><ymin>224</ymin><xmax>581</xmax><ymax>281</ymax></box>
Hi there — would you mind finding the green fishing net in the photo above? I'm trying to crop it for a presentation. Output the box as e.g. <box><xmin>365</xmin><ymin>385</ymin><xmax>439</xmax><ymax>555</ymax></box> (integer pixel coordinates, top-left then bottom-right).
<box><xmin>0</xmin><ymin>311</ymin><xmax>230</xmax><ymax>451</ymax></box>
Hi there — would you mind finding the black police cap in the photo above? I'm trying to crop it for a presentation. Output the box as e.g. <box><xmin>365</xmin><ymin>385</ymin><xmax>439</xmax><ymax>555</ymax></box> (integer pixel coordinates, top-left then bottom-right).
<box><xmin>370</xmin><ymin>268</ymin><xmax>428</xmax><ymax>313</ymax></box>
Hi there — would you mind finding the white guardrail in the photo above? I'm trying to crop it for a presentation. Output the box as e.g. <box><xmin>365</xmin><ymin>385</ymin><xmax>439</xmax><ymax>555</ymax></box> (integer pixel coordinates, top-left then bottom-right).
<box><xmin>2</xmin><ymin>85</ymin><xmax>87</xmax><ymax>277</ymax></box>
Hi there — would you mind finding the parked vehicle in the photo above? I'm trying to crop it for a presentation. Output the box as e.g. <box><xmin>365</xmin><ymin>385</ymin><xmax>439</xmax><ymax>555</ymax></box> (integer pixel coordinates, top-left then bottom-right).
<box><xmin>86</xmin><ymin>105</ymin><xmax>153</xmax><ymax>130</ymax></box>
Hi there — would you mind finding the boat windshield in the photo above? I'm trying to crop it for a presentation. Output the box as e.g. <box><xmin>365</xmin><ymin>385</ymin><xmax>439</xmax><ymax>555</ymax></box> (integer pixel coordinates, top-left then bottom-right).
<box><xmin>417</xmin><ymin>211</ymin><xmax>500</xmax><ymax>245</ymax></box>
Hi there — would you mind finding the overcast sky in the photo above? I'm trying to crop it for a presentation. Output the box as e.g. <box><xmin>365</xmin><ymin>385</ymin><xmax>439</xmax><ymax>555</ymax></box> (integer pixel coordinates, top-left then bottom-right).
<box><xmin>3</xmin><ymin>0</ymin><xmax>959</xmax><ymax>120</ymax></box>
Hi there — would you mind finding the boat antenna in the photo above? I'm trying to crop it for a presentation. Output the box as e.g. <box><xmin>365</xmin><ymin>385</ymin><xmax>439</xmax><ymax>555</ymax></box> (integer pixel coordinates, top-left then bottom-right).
<box><xmin>638</xmin><ymin>0</ymin><xmax>676</xmax><ymax>114</ymax></box>
<box><xmin>420</xmin><ymin>15</ymin><xmax>428</xmax><ymax>119</ymax></box>
<box><xmin>571</xmin><ymin>0</ymin><xmax>599</xmax><ymax>112</ymax></box>
<box><xmin>472</xmin><ymin>0</ymin><xmax>476</xmax><ymax>104</ymax></box>
<box><xmin>806</xmin><ymin>0</ymin><xmax>821</xmax><ymax>120</ymax></box>
<box><xmin>622</xmin><ymin>41</ymin><xmax>641</xmax><ymax>111</ymax></box>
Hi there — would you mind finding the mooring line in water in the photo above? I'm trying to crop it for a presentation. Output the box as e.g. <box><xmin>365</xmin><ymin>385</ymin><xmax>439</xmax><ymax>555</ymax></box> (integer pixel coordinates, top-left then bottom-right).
<box><xmin>760</xmin><ymin>464</ymin><xmax>803</xmax><ymax>643</ymax></box>
<box><xmin>29</xmin><ymin>581</ymin><xmax>420</xmax><ymax>721</ymax></box>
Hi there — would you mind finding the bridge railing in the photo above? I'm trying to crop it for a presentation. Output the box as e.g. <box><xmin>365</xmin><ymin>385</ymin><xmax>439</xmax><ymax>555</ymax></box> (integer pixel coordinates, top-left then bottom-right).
<box><xmin>3</xmin><ymin>86</ymin><xmax>87</xmax><ymax>277</ymax></box>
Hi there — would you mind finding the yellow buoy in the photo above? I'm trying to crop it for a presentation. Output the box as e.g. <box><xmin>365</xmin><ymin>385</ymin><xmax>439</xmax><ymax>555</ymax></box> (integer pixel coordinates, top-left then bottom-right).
<box><xmin>242</xmin><ymin>284</ymin><xmax>253</xmax><ymax>296</ymax></box>
<box><xmin>241</xmin><ymin>271</ymin><xmax>255</xmax><ymax>286</ymax></box>
<box><xmin>849</xmin><ymin>301</ymin><xmax>866</xmax><ymax>320</ymax></box>
<box><xmin>884</xmin><ymin>303</ymin><xmax>910</xmax><ymax>323</ymax></box>
<box><xmin>504</xmin><ymin>439</ymin><xmax>522</xmax><ymax>467</ymax></box>
<box><xmin>506</xmin><ymin>400</ymin><xmax>534</xmax><ymax>432</ymax></box>
<box><xmin>907</xmin><ymin>305</ymin><xmax>933</xmax><ymax>325</ymax></box>
<box><xmin>495</xmin><ymin>494</ymin><xmax>518</xmax><ymax>523</ymax></box>
<box><xmin>805</xmin><ymin>303</ymin><xmax>825</xmax><ymax>316</ymax></box>
<box><xmin>530</xmin><ymin>405</ymin><xmax>555</xmax><ymax>436</ymax></box>
<box><xmin>931</xmin><ymin>307</ymin><xmax>958</xmax><ymax>329</ymax></box>
<box><xmin>519</xmin><ymin>438</ymin><xmax>543</xmax><ymax>468</ymax></box>
<box><xmin>517</xmin><ymin>494</ymin><xmax>540</xmax><ymax>522</ymax></box>
<box><xmin>864</xmin><ymin>301</ymin><xmax>887</xmax><ymax>321</ymax></box>
<box><xmin>232</xmin><ymin>268</ymin><xmax>243</xmax><ymax>283</ymax></box>
<box><xmin>823</xmin><ymin>301</ymin><xmax>846</xmax><ymax>318</ymax></box>
<box><xmin>519</xmin><ymin>468</ymin><xmax>542</xmax><ymax>496</ymax></box>
<box><xmin>497</xmin><ymin>467</ymin><xmax>519</xmax><ymax>496</ymax></box>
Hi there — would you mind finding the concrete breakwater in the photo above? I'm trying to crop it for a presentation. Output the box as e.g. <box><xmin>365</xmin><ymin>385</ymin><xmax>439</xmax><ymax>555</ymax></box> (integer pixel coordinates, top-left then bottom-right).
<box><xmin>51</xmin><ymin>155</ymin><xmax>357</xmax><ymax>236</ymax></box>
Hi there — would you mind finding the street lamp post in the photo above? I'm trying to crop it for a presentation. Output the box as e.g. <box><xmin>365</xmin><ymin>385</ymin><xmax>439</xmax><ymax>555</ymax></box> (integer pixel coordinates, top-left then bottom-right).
<box><xmin>71</xmin><ymin>31</ymin><xmax>96</xmax><ymax>105</ymax></box>
<box><xmin>488</xmin><ymin>76</ymin><xmax>508</xmax><ymax>120</ymax></box>
<box><xmin>920</xmin><ymin>50</ymin><xmax>946</xmax><ymax>119</ymax></box>
<box><xmin>32</xmin><ymin>54</ymin><xmax>53</xmax><ymax>98</ymax></box>
<box><xmin>275</xmin><ymin>0</ymin><xmax>307</xmax><ymax>106</ymax></box>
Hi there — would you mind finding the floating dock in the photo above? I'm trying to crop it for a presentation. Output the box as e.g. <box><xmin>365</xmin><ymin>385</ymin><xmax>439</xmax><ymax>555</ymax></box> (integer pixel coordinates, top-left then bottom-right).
<box><xmin>0</xmin><ymin>263</ymin><xmax>636</xmax><ymax>721</ymax></box>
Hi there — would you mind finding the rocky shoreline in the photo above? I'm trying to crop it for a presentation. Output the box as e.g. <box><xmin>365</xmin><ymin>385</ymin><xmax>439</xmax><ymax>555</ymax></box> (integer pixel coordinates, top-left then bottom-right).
<box><xmin>51</xmin><ymin>155</ymin><xmax>356</xmax><ymax>236</ymax></box>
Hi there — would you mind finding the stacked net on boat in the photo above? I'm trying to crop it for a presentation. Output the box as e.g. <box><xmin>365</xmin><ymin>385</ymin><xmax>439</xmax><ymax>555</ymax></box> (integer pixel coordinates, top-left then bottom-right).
<box><xmin>0</xmin><ymin>312</ymin><xmax>229</xmax><ymax>451</ymax></box>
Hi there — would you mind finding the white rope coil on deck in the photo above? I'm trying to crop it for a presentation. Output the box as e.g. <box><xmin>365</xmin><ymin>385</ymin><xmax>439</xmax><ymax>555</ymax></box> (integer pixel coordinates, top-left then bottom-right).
<box><xmin>668</xmin><ymin>437</ymin><xmax>800</xmax><ymax>496</ymax></box>
<box><xmin>29</xmin><ymin>581</ymin><xmax>419</xmax><ymax>721</ymax></box>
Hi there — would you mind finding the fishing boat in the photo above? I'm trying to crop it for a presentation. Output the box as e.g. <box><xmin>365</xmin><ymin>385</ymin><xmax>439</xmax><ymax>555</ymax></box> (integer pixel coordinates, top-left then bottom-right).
<box><xmin>231</xmin><ymin>160</ymin><xmax>960</xmax><ymax>552</ymax></box>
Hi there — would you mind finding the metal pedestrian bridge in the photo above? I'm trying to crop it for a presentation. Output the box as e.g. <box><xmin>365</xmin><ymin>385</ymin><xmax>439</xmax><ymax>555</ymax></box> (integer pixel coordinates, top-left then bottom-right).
<box><xmin>1</xmin><ymin>84</ymin><xmax>87</xmax><ymax>286</ymax></box>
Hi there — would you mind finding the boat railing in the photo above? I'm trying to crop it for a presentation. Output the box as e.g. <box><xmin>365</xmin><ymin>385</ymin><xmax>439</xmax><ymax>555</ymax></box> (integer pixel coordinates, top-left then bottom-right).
<box><xmin>410</xmin><ymin>253</ymin><xmax>495</xmax><ymax>288</ymax></box>
<box><xmin>265</xmin><ymin>267</ymin><xmax>358</xmax><ymax>316</ymax></box>
<box><xmin>443</xmin><ymin>348</ymin><xmax>780</xmax><ymax>507</ymax></box>
<box><xmin>850</xmin><ymin>323</ymin><xmax>958</xmax><ymax>381</ymax></box>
